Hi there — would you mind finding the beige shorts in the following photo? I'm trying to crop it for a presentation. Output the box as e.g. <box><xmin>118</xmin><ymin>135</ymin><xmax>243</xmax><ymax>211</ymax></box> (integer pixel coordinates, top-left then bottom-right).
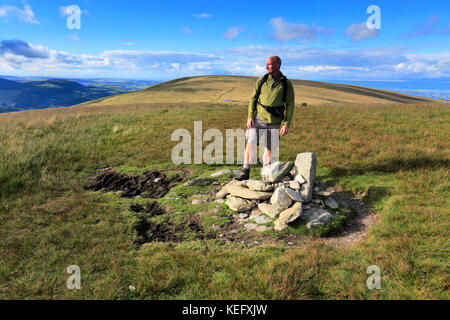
<box><xmin>245</xmin><ymin>116</ymin><xmax>281</xmax><ymax>150</ymax></box>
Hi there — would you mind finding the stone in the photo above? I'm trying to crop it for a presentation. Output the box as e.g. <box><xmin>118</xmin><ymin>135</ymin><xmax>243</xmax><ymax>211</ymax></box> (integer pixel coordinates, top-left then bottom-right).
<box><xmin>191</xmin><ymin>199</ymin><xmax>203</xmax><ymax>205</ymax></box>
<box><xmin>225</xmin><ymin>196</ymin><xmax>256</xmax><ymax>212</ymax></box>
<box><xmin>227</xmin><ymin>184</ymin><xmax>272</xmax><ymax>200</ymax></box>
<box><xmin>261</xmin><ymin>161</ymin><xmax>294</xmax><ymax>183</ymax></box>
<box><xmin>294</xmin><ymin>174</ymin><xmax>306</xmax><ymax>185</ymax></box>
<box><xmin>255</xmin><ymin>225</ymin><xmax>271</xmax><ymax>232</ymax></box>
<box><xmin>257</xmin><ymin>202</ymin><xmax>281</xmax><ymax>219</ymax></box>
<box><xmin>306</xmin><ymin>211</ymin><xmax>334</xmax><ymax>229</ymax></box>
<box><xmin>289</xmin><ymin>180</ymin><xmax>301</xmax><ymax>190</ymax></box>
<box><xmin>210</xmin><ymin>169</ymin><xmax>232</xmax><ymax>177</ymax></box>
<box><xmin>246</xmin><ymin>179</ymin><xmax>274</xmax><ymax>192</ymax></box>
<box><xmin>295</xmin><ymin>152</ymin><xmax>317</xmax><ymax>202</ymax></box>
<box><xmin>239</xmin><ymin>212</ymin><xmax>249</xmax><ymax>219</ymax></box>
<box><xmin>301</xmin><ymin>207</ymin><xmax>334</xmax><ymax>225</ymax></box>
<box><xmin>184</xmin><ymin>177</ymin><xmax>213</xmax><ymax>187</ymax></box>
<box><xmin>211</xmin><ymin>224</ymin><xmax>220</xmax><ymax>231</ymax></box>
<box><xmin>249</xmin><ymin>207</ymin><xmax>262</xmax><ymax>218</ymax></box>
<box><xmin>324</xmin><ymin>196</ymin><xmax>339</xmax><ymax>209</ymax></box>
<box><xmin>251</xmin><ymin>215</ymin><xmax>272</xmax><ymax>224</ymax></box>
<box><xmin>244</xmin><ymin>223</ymin><xmax>258</xmax><ymax>231</ymax></box>
<box><xmin>270</xmin><ymin>186</ymin><xmax>292</xmax><ymax>211</ymax></box>
<box><xmin>313</xmin><ymin>199</ymin><xmax>321</xmax><ymax>204</ymax></box>
<box><xmin>215</xmin><ymin>180</ymin><xmax>245</xmax><ymax>199</ymax></box>
<box><xmin>214</xmin><ymin>199</ymin><xmax>225</xmax><ymax>204</ymax></box>
<box><xmin>153</xmin><ymin>177</ymin><xmax>162</xmax><ymax>183</ymax></box>
<box><xmin>273</xmin><ymin>202</ymin><xmax>302</xmax><ymax>231</ymax></box>
<box><xmin>285</xmin><ymin>187</ymin><xmax>305</xmax><ymax>202</ymax></box>
<box><xmin>314</xmin><ymin>190</ymin><xmax>334</xmax><ymax>197</ymax></box>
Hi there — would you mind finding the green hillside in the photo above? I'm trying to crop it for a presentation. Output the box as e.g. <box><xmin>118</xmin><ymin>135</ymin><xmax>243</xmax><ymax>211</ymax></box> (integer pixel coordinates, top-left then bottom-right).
<box><xmin>0</xmin><ymin>75</ymin><xmax>449</xmax><ymax>300</ymax></box>
<box><xmin>77</xmin><ymin>75</ymin><xmax>440</xmax><ymax>107</ymax></box>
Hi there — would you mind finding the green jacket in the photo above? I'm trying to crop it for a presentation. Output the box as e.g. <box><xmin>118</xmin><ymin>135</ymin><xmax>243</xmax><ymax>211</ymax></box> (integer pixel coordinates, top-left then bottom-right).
<box><xmin>248</xmin><ymin>73</ymin><xmax>295</xmax><ymax>128</ymax></box>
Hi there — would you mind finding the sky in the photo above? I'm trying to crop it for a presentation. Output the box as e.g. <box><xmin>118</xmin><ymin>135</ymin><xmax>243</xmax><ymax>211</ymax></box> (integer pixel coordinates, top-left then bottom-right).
<box><xmin>0</xmin><ymin>0</ymin><xmax>449</xmax><ymax>81</ymax></box>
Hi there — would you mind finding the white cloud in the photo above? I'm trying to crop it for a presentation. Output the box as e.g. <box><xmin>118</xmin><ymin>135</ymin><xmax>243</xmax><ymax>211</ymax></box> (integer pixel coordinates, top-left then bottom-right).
<box><xmin>223</xmin><ymin>26</ymin><xmax>245</xmax><ymax>40</ymax></box>
<box><xmin>59</xmin><ymin>6</ymin><xmax>89</xmax><ymax>17</ymax></box>
<box><xmin>344</xmin><ymin>22</ymin><xmax>379</xmax><ymax>42</ymax></box>
<box><xmin>0</xmin><ymin>2</ymin><xmax>38</xmax><ymax>24</ymax></box>
<box><xmin>193</xmin><ymin>13</ymin><xmax>212</xmax><ymax>18</ymax></box>
<box><xmin>269</xmin><ymin>17</ymin><xmax>334</xmax><ymax>42</ymax></box>
<box><xmin>1</xmin><ymin>40</ymin><xmax>449</xmax><ymax>80</ymax></box>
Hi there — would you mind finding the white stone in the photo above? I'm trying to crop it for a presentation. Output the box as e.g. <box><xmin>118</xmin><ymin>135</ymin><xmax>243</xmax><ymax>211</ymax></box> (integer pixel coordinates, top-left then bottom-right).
<box><xmin>270</xmin><ymin>186</ymin><xmax>292</xmax><ymax>211</ymax></box>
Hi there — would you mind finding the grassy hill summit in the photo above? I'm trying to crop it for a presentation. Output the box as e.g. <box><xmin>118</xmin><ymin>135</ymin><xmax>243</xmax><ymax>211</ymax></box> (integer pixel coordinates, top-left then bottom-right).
<box><xmin>76</xmin><ymin>75</ymin><xmax>441</xmax><ymax>107</ymax></box>
<box><xmin>0</xmin><ymin>73</ymin><xmax>448</xmax><ymax>300</ymax></box>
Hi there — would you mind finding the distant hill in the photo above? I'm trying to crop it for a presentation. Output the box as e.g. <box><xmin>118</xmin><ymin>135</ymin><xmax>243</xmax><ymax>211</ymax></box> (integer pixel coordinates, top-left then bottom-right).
<box><xmin>76</xmin><ymin>75</ymin><xmax>442</xmax><ymax>107</ymax></box>
<box><xmin>0</xmin><ymin>78</ymin><xmax>159</xmax><ymax>113</ymax></box>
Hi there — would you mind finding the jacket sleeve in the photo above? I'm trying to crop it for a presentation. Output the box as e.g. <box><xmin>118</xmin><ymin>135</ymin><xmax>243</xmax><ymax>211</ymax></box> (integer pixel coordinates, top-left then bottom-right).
<box><xmin>248</xmin><ymin>78</ymin><xmax>260</xmax><ymax>120</ymax></box>
<box><xmin>282</xmin><ymin>80</ymin><xmax>295</xmax><ymax>128</ymax></box>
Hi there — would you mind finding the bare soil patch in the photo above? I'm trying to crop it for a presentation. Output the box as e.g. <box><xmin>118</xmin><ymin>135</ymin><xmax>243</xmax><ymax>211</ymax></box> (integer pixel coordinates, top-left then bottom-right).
<box><xmin>85</xmin><ymin>167</ymin><xmax>187</xmax><ymax>198</ymax></box>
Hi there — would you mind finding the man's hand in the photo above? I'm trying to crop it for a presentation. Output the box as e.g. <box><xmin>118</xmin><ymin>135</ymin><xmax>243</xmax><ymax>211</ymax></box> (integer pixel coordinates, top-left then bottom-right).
<box><xmin>280</xmin><ymin>124</ymin><xmax>289</xmax><ymax>137</ymax></box>
<box><xmin>247</xmin><ymin>119</ymin><xmax>254</xmax><ymax>129</ymax></box>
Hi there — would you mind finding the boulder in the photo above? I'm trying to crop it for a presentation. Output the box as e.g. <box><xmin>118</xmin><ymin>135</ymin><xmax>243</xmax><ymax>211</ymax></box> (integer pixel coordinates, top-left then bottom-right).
<box><xmin>257</xmin><ymin>202</ymin><xmax>281</xmax><ymax>219</ymax></box>
<box><xmin>301</xmin><ymin>207</ymin><xmax>334</xmax><ymax>228</ymax></box>
<box><xmin>270</xmin><ymin>186</ymin><xmax>292</xmax><ymax>211</ymax></box>
<box><xmin>227</xmin><ymin>184</ymin><xmax>272</xmax><ymax>200</ymax></box>
<box><xmin>261</xmin><ymin>161</ymin><xmax>294</xmax><ymax>183</ymax></box>
<box><xmin>225</xmin><ymin>195</ymin><xmax>256</xmax><ymax>212</ymax></box>
<box><xmin>246</xmin><ymin>179</ymin><xmax>274</xmax><ymax>192</ymax></box>
<box><xmin>274</xmin><ymin>202</ymin><xmax>302</xmax><ymax>231</ymax></box>
<box><xmin>324</xmin><ymin>196</ymin><xmax>339</xmax><ymax>209</ymax></box>
<box><xmin>295</xmin><ymin>152</ymin><xmax>317</xmax><ymax>202</ymax></box>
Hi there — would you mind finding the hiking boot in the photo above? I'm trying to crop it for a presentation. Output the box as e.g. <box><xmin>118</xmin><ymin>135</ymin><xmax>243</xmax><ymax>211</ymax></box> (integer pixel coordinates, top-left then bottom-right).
<box><xmin>234</xmin><ymin>168</ymin><xmax>250</xmax><ymax>181</ymax></box>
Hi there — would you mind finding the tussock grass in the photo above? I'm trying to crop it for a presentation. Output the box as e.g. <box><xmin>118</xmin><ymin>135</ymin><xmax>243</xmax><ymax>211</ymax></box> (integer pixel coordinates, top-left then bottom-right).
<box><xmin>0</xmin><ymin>80</ymin><xmax>449</xmax><ymax>299</ymax></box>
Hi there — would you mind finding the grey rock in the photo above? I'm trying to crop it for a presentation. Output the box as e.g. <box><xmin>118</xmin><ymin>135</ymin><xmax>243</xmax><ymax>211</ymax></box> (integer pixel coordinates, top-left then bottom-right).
<box><xmin>285</xmin><ymin>187</ymin><xmax>305</xmax><ymax>202</ymax></box>
<box><xmin>261</xmin><ymin>161</ymin><xmax>294</xmax><ymax>183</ymax></box>
<box><xmin>225</xmin><ymin>196</ymin><xmax>256</xmax><ymax>212</ymax></box>
<box><xmin>295</xmin><ymin>152</ymin><xmax>317</xmax><ymax>202</ymax></box>
<box><xmin>153</xmin><ymin>177</ymin><xmax>162</xmax><ymax>183</ymax></box>
<box><xmin>257</xmin><ymin>202</ymin><xmax>281</xmax><ymax>219</ymax></box>
<box><xmin>274</xmin><ymin>202</ymin><xmax>302</xmax><ymax>231</ymax></box>
<box><xmin>270</xmin><ymin>186</ymin><xmax>293</xmax><ymax>211</ymax></box>
<box><xmin>244</xmin><ymin>223</ymin><xmax>258</xmax><ymax>231</ymax></box>
<box><xmin>251</xmin><ymin>215</ymin><xmax>273</xmax><ymax>224</ymax></box>
<box><xmin>246</xmin><ymin>179</ymin><xmax>274</xmax><ymax>192</ymax></box>
<box><xmin>301</xmin><ymin>207</ymin><xmax>334</xmax><ymax>225</ymax></box>
<box><xmin>315</xmin><ymin>190</ymin><xmax>334</xmax><ymax>197</ymax></box>
<box><xmin>227</xmin><ymin>184</ymin><xmax>272</xmax><ymax>200</ymax></box>
<box><xmin>325</xmin><ymin>196</ymin><xmax>339</xmax><ymax>209</ymax></box>
<box><xmin>210</xmin><ymin>169</ymin><xmax>232</xmax><ymax>177</ymax></box>
<box><xmin>184</xmin><ymin>177</ymin><xmax>213</xmax><ymax>187</ymax></box>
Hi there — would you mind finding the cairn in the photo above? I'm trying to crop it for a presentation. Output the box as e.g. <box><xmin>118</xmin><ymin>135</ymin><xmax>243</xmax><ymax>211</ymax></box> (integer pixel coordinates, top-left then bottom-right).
<box><xmin>214</xmin><ymin>152</ymin><xmax>348</xmax><ymax>232</ymax></box>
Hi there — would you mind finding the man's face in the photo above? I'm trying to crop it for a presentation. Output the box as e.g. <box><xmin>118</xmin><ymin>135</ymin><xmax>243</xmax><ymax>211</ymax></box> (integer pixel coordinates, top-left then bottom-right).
<box><xmin>266</xmin><ymin>58</ymin><xmax>280</xmax><ymax>74</ymax></box>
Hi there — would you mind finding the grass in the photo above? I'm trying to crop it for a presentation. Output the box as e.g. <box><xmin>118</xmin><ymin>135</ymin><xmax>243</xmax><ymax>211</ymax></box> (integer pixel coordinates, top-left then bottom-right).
<box><xmin>0</xmin><ymin>84</ymin><xmax>449</xmax><ymax>299</ymax></box>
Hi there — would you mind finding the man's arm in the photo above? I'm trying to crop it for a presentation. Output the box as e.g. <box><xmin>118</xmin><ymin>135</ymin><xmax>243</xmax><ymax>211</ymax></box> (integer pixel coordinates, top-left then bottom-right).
<box><xmin>282</xmin><ymin>80</ymin><xmax>295</xmax><ymax>129</ymax></box>
<box><xmin>248</xmin><ymin>78</ymin><xmax>260</xmax><ymax>121</ymax></box>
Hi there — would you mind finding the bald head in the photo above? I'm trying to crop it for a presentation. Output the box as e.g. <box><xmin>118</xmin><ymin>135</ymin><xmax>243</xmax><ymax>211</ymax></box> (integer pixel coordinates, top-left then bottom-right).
<box><xmin>266</xmin><ymin>56</ymin><xmax>281</xmax><ymax>77</ymax></box>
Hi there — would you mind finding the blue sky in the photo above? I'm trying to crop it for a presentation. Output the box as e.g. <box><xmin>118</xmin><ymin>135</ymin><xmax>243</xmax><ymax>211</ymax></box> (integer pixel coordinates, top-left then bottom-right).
<box><xmin>0</xmin><ymin>0</ymin><xmax>449</xmax><ymax>80</ymax></box>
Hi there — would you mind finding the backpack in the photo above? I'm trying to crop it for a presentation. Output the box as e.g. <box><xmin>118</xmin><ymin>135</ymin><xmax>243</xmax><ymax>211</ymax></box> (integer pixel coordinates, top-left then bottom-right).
<box><xmin>254</xmin><ymin>73</ymin><xmax>288</xmax><ymax>120</ymax></box>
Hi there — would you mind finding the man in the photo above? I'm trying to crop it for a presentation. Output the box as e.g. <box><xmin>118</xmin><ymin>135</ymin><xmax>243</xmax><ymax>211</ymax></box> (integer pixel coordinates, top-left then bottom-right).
<box><xmin>235</xmin><ymin>56</ymin><xmax>295</xmax><ymax>181</ymax></box>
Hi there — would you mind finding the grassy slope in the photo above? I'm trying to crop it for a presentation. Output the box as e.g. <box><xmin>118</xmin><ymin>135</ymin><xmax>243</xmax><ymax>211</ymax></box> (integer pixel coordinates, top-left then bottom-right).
<box><xmin>75</xmin><ymin>75</ymin><xmax>440</xmax><ymax>107</ymax></box>
<box><xmin>0</xmin><ymin>76</ymin><xmax>449</xmax><ymax>299</ymax></box>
